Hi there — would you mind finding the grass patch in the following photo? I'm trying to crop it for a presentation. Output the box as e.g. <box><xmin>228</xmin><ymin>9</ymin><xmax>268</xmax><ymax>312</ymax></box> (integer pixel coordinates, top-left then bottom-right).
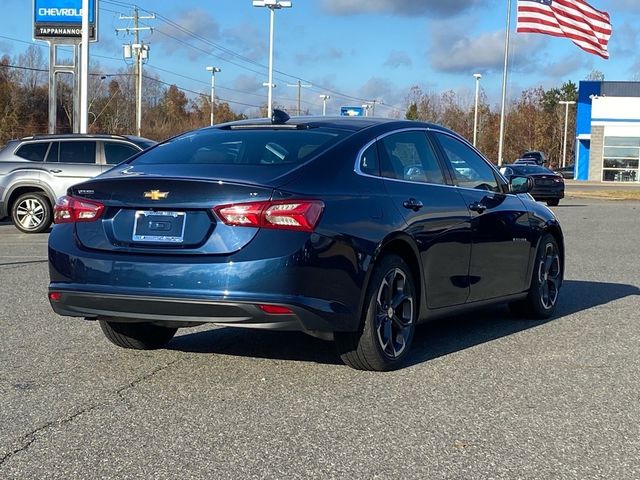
<box><xmin>567</xmin><ymin>190</ymin><xmax>640</xmax><ymax>200</ymax></box>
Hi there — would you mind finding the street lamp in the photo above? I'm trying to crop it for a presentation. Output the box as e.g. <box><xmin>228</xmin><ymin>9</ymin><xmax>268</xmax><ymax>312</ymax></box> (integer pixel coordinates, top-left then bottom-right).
<box><xmin>206</xmin><ymin>66</ymin><xmax>221</xmax><ymax>126</ymax></box>
<box><xmin>473</xmin><ymin>73</ymin><xmax>482</xmax><ymax>147</ymax></box>
<box><xmin>252</xmin><ymin>0</ymin><xmax>292</xmax><ymax>118</ymax></box>
<box><xmin>320</xmin><ymin>94</ymin><xmax>330</xmax><ymax>116</ymax></box>
<box><xmin>559</xmin><ymin>100</ymin><xmax>576</xmax><ymax>168</ymax></box>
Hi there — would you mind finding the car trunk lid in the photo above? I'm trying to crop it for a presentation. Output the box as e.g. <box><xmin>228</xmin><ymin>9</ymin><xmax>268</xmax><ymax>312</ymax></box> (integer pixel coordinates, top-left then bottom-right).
<box><xmin>69</xmin><ymin>176</ymin><xmax>273</xmax><ymax>255</ymax></box>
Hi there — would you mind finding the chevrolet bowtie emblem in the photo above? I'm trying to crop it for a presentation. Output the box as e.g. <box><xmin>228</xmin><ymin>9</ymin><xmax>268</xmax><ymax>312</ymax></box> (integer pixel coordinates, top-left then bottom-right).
<box><xmin>144</xmin><ymin>190</ymin><xmax>169</xmax><ymax>200</ymax></box>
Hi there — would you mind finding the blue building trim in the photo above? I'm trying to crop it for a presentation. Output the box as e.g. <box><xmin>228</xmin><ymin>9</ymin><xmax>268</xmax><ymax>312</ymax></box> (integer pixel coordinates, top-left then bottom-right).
<box><xmin>575</xmin><ymin>81</ymin><xmax>602</xmax><ymax>181</ymax></box>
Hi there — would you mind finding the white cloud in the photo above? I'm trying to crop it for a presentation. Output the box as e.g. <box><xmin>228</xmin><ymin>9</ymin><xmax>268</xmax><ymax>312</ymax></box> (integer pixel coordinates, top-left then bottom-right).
<box><xmin>383</xmin><ymin>51</ymin><xmax>412</xmax><ymax>68</ymax></box>
<box><xmin>295</xmin><ymin>47</ymin><xmax>344</xmax><ymax>65</ymax></box>
<box><xmin>429</xmin><ymin>24</ymin><xmax>546</xmax><ymax>74</ymax></box>
<box><xmin>322</xmin><ymin>0</ymin><xmax>487</xmax><ymax>17</ymax></box>
<box><xmin>151</xmin><ymin>9</ymin><xmax>220</xmax><ymax>59</ymax></box>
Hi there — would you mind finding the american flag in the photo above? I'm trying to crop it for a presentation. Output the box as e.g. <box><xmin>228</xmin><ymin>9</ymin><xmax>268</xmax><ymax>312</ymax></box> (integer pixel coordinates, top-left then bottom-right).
<box><xmin>516</xmin><ymin>0</ymin><xmax>612</xmax><ymax>59</ymax></box>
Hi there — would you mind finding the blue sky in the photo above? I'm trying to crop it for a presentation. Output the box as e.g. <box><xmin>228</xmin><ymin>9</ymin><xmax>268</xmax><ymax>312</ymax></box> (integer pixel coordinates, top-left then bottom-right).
<box><xmin>1</xmin><ymin>0</ymin><xmax>639</xmax><ymax>117</ymax></box>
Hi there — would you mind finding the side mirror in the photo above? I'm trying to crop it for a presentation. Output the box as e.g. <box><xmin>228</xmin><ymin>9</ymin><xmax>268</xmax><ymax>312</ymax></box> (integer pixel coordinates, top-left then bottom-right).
<box><xmin>510</xmin><ymin>175</ymin><xmax>533</xmax><ymax>194</ymax></box>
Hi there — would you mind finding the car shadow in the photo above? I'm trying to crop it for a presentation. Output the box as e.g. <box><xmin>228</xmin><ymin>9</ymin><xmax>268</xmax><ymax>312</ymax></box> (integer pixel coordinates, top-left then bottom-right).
<box><xmin>550</xmin><ymin>204</ymin><xmax>588</xmax><ymax>208</ymax></box>
<box><xmin>168</xmin><ymin>280</ymin><xmax>639</xmax><ymax>368</ymax></box>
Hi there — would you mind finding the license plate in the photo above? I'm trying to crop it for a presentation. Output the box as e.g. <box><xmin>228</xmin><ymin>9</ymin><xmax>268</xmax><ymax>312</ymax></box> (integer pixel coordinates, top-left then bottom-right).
<box><xmin>132</xmin><ymin>211</ymin><xmax>186</xmax><ymax>243</ymax></box>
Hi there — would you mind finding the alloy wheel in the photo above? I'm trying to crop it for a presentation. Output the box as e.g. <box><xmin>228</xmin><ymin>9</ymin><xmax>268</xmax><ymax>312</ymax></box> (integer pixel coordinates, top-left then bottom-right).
<box><xmin>15</xmin><ymin>197</ymin><xmax>46</xmax><ymax>231</ymax></box>
<box><xmin>537</xmin><ymin>242</ymin><xmax>560</xmax><ymax>310</ymax></box>
<box><xmin>374</xmin><ymin>268</ymin><xmax>414</xmax><ymax>359</ymax></box>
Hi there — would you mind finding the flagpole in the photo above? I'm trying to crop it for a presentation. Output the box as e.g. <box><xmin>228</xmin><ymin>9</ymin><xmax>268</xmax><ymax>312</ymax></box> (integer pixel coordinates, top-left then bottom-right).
<box><xmin>497</xmin><ymin>0</ymin><xmax>512</xmax><ymax>166</ymax></box>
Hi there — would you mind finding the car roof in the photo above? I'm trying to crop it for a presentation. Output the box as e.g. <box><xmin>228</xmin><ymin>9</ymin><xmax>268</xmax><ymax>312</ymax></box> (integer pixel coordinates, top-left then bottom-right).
<box><xmin>213</xmin><ymin>115</ymin><xmax>455</xmax><ymax>135</ymax></box>
<box><xmin>18</xmin><ymin>133</ymin><xmax>154</xmax><ymax>142</ymax></box>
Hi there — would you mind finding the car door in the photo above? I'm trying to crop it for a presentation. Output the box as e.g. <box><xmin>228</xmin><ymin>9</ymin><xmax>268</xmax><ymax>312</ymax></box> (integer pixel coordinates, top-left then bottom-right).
<box><xmin>431</xmin><ymin>131</ymin><xmax>533</xmax><ymax>302</ymax></box>
<box><xmin>44</xmin><ymin>140</ymin><xmax>101</xmax><ymax>197</ymax></box>
<box><xmin>374</xmin><ymin>130</ymin><xmax>472</xmax><ymax>308</ymax></box>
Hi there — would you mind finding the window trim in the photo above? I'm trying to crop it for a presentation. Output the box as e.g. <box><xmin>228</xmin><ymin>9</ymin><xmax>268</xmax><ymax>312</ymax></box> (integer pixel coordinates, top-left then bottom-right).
<box><xmin>428</xmin><ymin>129</ymin><xmax>510</xmax><ymax>195</ymax></box>
<box><xmin>14</xmin><ymin>141</ymin><xmax>52</xmax><ymax>162</ymax></box>
<box><xmin>353</xmin><ymin>127</ymin><xmax>453</xmax><ymax>187</ymax></box>
<box><xmin>101</xmin><ymin>140</ymin><xmax>142</xmax><ymax>166</ymax></box>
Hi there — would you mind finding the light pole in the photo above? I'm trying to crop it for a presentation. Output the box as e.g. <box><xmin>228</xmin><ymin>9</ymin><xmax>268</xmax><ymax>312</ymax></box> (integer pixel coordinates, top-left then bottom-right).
<box><xmin>320</xmin><ymin>94</ymin><xmax>330</xmax><ymax>116</ymax></box>
<box><xmin>80</xmin><ymin>0</ymin><xmax>89</xmax><ymax>133</ymax></box>
<box><xmin>473</xmin><ymin>73</ymin><xmax>482</xmax><ymax>147</ymax></box>
<box><xmin>253</xmin><ymin>0</ymin><xmax>292</xmax><ymax>118</ymax></box>
<box><xmin>559</xmin><ymin>100</ymin><xmax>576</xmax><ymax>168</ymax></box>
<box><xmin>497</xmin><ymin>0</ymin><xmax>512</xmax><ymax>165</ymax></box>
<box><xmin>206</xmin><ymin>66</ymin><xmax>221</xmax><ymax>126</ymax></box>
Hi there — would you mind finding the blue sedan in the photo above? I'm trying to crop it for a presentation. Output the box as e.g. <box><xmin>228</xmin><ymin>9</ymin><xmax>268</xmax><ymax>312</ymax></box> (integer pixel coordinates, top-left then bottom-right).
<box><xmin>48</xmin><ymin>113</ymin><xmax>564</xmax><ymax>371</ymax></box>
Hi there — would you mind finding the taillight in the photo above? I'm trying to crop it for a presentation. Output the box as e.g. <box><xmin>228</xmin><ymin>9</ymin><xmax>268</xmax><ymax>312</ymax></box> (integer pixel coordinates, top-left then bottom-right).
<box><xmin>54</xmin><ymin>195</ymin><xmax>105</xmax><ymax>224</ymax></box>
<box><xmin>214</xmin><ymin>200</ymin><xmax>324</xmax><ymax>232</ymax></box>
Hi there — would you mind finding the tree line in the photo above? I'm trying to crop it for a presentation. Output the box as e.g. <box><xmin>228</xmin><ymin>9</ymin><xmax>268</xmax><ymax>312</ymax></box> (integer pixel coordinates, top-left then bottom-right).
<box><xmin>0</xmin><ymin>45</ymin><xmax>245</xmax><ymax>144</ymax></box>
<box><xmin>405</xmin><ymin>80</ymin><xmax>579</xmax><ymax>167</ymax></box>
<box><xmin>2</xmin><ymin>45</ymin><xmax>585</xmax><ymax>166</ymax></box>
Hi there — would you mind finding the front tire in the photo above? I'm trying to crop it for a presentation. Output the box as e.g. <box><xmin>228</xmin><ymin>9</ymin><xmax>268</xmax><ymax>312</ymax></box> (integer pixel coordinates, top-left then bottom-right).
<box><xmin>546</xmin><ymin>199</ymin><xmax>560</xmax><ymax>207</ymax></box>
<box><xmin>99</xmin><ymin>320</ymin><xmax>177</xmax><ymax>350</ymax></box>
<box><xmin>510</xmin><ymin>233</ymin><xmax>562</xmax><ymax>319</ymax></box>
<box><xmin>335</xmin><ymin>255</ymin><xmax>416</xmax><ymax>371</ymax></box>
<box><xmin>11</xmin><ymin>192</ymin><xmax>52</xmax><ymax>233</ymax></box>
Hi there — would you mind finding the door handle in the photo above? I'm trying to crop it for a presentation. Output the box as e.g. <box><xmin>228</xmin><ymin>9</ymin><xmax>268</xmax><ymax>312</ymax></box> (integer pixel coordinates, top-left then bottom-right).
<box><xmin>402</xmin><ymin>198</ymin><xmax>424</xmax><ymax>212</ymax></box>
<box><xmin>48</xmin><ymin>169</ymin><xmax>62</xmax><ymax>174</ymax></box>
<box><xmin>468</xmin><ymin>202</ymin><xmax>487</xmax><ymax>213</ymax></box>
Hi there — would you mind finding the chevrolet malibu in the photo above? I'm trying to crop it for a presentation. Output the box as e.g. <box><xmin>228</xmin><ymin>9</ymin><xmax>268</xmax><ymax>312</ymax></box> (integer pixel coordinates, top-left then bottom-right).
<box><xmin>48</xmin><ymin>114</ymin><xmax>564</xmax><ymax>371</ymax></box>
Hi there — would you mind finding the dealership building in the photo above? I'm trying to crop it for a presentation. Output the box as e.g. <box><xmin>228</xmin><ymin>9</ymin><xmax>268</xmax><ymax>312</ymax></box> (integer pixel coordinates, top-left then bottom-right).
<box><xmin>575</xmin><ymin>81</ymin><xmax>640</xmax><ymax>183</ymax></box>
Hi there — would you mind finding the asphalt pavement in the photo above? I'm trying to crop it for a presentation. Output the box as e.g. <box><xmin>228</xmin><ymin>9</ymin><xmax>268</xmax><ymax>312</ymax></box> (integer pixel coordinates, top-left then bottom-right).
<box><xmin>1</xmin><ymin>199</ymin><xmax>639</xmax><ymax>479</ymax></box>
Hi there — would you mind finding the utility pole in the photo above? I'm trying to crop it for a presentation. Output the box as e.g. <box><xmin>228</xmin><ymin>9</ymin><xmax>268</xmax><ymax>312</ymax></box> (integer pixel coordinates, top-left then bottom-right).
<box><xmin>286</xmin><ymin>80</ymin><xmax>312</xmax><ymax>116</ymax></box>
<box><xmin>117</xmin><ymin>7</ymin><xmax>154</xmax><ymax>136</ymax></box>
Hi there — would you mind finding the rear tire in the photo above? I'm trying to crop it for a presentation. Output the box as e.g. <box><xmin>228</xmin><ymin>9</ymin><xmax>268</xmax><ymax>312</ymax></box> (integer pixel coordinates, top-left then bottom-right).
<box><xmin>546</xmin><ymin>199</ymin><xmax>560</xmax><ymax>207</ymax></box>
<box><xmin>11</xmin><ymin>192</ymin><xmax>52</xmax><ymax>233</ymax></box>
<box><xmin>99</xmin><ymin>320</ymin><xmax>177</xmax><ymax>350</ymax></box>
<box><xmin>335</xmin><ymin>254</ymin><xmax>416</xmax><ymax>371</ymax></box>
<box><xmin>509</xmin><ymin>233</ymin><xmax>562</xmax><ymax>319</ymax></box>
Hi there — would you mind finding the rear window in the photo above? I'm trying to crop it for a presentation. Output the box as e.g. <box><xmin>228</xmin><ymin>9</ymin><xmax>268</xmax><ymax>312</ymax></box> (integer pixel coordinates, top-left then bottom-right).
<box><xmin>104</xmin><ymin>142</ymin><xmax>140</xmax><ymax>165</ymax></box>
<box><xmin>511</xmin><ymin>165</ymin><xmax>552</xmax><ymax>175</ymax></box>
<box><xmin>130</xmin><ymin>128</ymin><xmax>348</xmax><ymax>166</ymax></box>
<box><xmin>16</xmin><ymin>142</ymin><xmax>50</xmax><ymax>161</ymax></box>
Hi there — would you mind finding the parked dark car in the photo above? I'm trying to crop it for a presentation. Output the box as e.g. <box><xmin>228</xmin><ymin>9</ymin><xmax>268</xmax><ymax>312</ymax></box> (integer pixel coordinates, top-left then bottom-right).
<box><xmin>521</xmin><ymin>150</ymin><xmax>547</xmax><ymax>165</ymax></box>
<box><xmin>555</xmin><ymin>165</ymin><xmax>575</xmax><ymax>179</ymax></box>
<box><xmin>48</xmin><ymin>115</ymin><xmax>564</xmax><ymax>371</ymax></box>
<box><xmin>513</xmin><ymin>158</ymin><xmax>539</xmax><ymax>166</ymax></box>
<box><xmin>501</xmin><ymin>164</ymin><xmax>565</xmax><ymax>206</ymax></box>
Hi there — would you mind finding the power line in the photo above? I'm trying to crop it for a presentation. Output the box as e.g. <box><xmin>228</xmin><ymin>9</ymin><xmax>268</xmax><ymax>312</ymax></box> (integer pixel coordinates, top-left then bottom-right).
<box><xmin>101</xmin><ymin>0</ymin><xmax>376</xmax><ymax>105</ymax></box>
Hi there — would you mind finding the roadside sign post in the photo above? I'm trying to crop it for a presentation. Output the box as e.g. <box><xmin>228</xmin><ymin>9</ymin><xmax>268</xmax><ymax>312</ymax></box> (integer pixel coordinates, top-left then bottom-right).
<box><xmin>33</xmin><ymin>0</ymin><xmax>99</xmax><ymax>134</ymax></box>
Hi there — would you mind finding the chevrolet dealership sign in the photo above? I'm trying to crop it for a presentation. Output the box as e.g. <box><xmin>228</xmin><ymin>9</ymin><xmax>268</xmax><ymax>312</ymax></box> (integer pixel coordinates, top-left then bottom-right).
<box><xmin>33</xmin><ymin>0</ymin><xmax>98</xmax><ymax>40</ymax></box>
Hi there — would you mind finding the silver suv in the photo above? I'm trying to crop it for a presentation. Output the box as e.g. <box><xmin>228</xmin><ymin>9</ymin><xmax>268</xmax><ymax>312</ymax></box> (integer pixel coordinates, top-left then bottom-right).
<box><xmin>0</xmin><ymin>134</ymin><xmax>156</xmax><ymax>233</ymax></box>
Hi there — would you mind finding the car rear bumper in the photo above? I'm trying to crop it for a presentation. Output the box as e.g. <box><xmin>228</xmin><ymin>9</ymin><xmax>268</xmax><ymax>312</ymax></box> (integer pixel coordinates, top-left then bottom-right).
<box><xmin>48</xmin><ymin>224</ymin><xmax>367</xmax><ymax>333</ymax></box>
<box><xmin>48</xmin><ymin>289</ymin><xmax>341</xmax><ymax>333</ymax></box>
<box><xmin>530</xmin><ymin>187</ymin><xmax>564</xmax><ymax>200</ymax></box>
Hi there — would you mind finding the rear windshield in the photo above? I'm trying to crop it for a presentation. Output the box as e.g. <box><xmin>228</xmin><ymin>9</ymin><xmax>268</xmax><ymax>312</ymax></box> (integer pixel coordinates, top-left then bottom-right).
<box><xmin>130</xmin><ymin>128</ymin><xmax>348</xmax><ymax>166</ymax></box>
<box><xmin>511</xmin><ymin>165</ymin><xmax>552</xmax><ymax>174</ymax></box>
